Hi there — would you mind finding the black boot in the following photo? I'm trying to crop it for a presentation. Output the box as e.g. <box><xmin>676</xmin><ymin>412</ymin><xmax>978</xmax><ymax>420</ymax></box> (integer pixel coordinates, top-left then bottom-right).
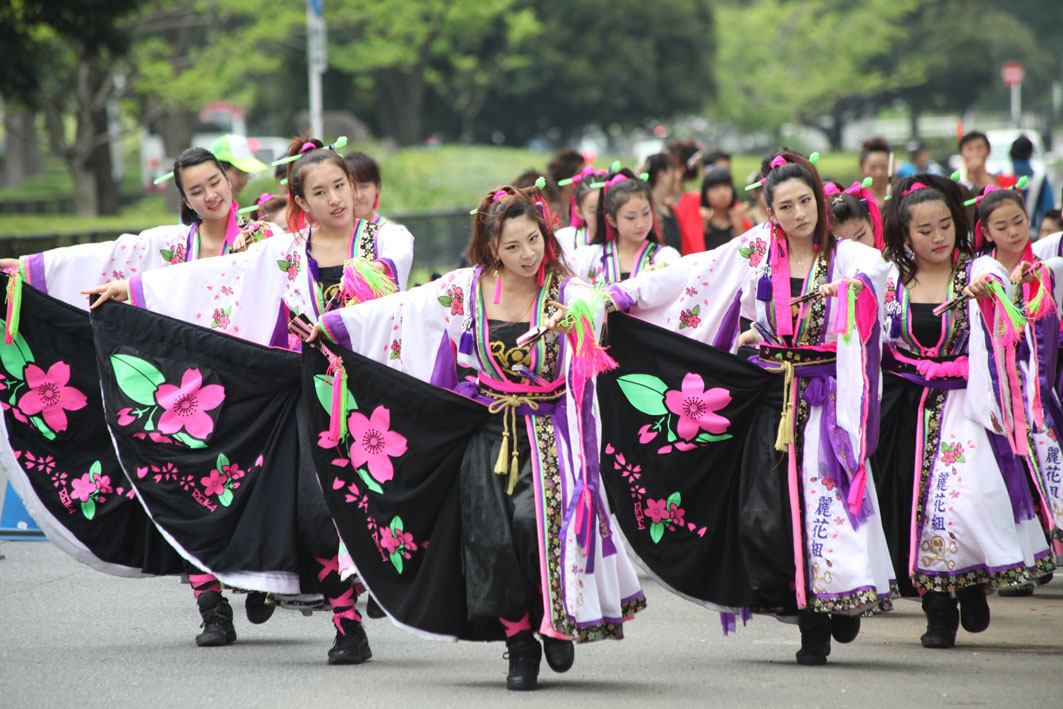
<box><xmin>956</xmin><ymin>584</ymin><xmax>990</xmax><ymax>633</ymax></box>
<box><xmin>327</xmin><ymin>615</ymin><xmax>372</xmax><ymax>665</ymax></box>
<box><xmin>795</xmin><ymin>612</ymin><xmax>831</xmax><ymax>665</ymax></box>
<box><xmin>504</xmin><ymin>631</ymin><xmax>542</xmax><ymax>691</ymax></box>
<box><xmin>829</xmin><ymin>614</ymin><xmax>861</xmax><ymax>643</ymax></box>
<box><xmin>920</xmin><ymin>591</ymin><xmax>959</xmax><ymax>648</ymax></box>
<box><xmin>245</xmin><ymin>591</ymin><xmax>276</xmax><ymax>624</ymax></box>
<box><xmin>195</xmin><ymin>591</ymin><xmax>236</xmax><ymax>647</ymax></box>
<box><xmin>541</xmin><ymin>635</ymin><xmax>575</xmax><ymax>673</ymax></box>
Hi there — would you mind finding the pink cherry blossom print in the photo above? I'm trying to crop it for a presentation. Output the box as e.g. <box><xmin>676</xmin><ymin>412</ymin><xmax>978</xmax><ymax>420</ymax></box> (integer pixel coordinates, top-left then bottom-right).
<box><xmin>70</xmin><ymin>474</ymin><xmax>97</xmax><ymax>503</ymax></box>
<box><xmin>155</xmin><ymin>368</ymin><xmax>226</xmax><ymax>440</ymax></box>
<box><xmin>664</xmin><ymin>373</ymin><xmax>731</xmax><ymax>441</ymax></box>
<box><xmin>645</xmin><ymin>498</ymin><xmax>669</xmax><ymax>524</ymax></box>
<box><xmin>17</xmin><ymin>362</ymin><xmax>88</xmax><ymax>433</ymax></box>
<box><xmin>200</xmin><ymin>469</ymin><xmax>227</xmax><ymax>497</ymax></box>
<box><xmin>116</xmin><ymin>407</ymin><xmax>137</xmax><ymax>426</ymax></box>
<box><xmin>347</xmin><ymin>405</ymin><xmax>408</xmax><ymax>484</ymax></box>
<box><xmin>380</xmin><ymin>526</ymin><xmax>402</xmax><ymax>555</ymax></box>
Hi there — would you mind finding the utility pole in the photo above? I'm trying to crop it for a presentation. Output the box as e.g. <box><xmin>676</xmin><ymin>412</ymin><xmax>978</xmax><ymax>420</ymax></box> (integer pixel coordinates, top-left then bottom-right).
<box><xmin>307</xmin><ymin>0</ymin><xmax>327</xmax><ymax>139</ymax></box>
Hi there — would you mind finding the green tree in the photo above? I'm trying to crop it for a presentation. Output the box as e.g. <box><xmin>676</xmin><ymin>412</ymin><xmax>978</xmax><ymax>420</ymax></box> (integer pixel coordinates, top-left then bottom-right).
<box><xmin>878</xmin><ymin>1</ymin><xmax>1052</xmax><ymax>138</ymax></box>
<box><xmin>711</xmin><ymin>0</ymin><xmax>922</xmax><ymax>149</ymax></box>
<box><xmin>2</xmin><ymin>0</ymin><xmax>141</xmax><ymax>215</ymax></box>
<box><xmin>478</xmin><ymin>0</ymin><xmax>715</xmax><ymax>145</ymax></box>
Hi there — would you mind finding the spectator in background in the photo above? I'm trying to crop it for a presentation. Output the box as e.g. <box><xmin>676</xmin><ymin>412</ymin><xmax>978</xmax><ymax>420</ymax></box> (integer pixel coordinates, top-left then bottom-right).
<box><xmin>1038</xmin><ymin>208</ymin><xmax>1062</xmax><ymax>239</ymax></box>
<box><xmin>1009</xmin><ymin>135</ymin><xmax>1054</xmax><ymax>233</ymax></box>
<box><xmin>695</xmin><ymin>167</ymin><xmax>751</xmax><ymax>252</ymax></box>
<box><xmin>209</xmin><ymin>134</ymin><xmax>268</xmax><ymax>199</ymax></box>
<box><xmin>547</xmin><ymin>148</ymin><xmax>586</xmax><ymax>224</ymax></box>
<box><xmin>897</xmin><ymin>140</ymin><xmax>944</xmax><ymax>178</ymax></box>
<box><xmin>859</xmin><ymin>137</ymin><xmax>891</xmax><ymax>211</ymax></box>
<box><xmin>959</xmin><ymin>131</ymin><xmax>999</xmax><ymax>194</ymax></box>
<box><xmin>666</xmin><ymin>138</ymin><xmax>706</xmax><ymax>255</ymax></box>
<box><xmin>645</xmin><ymin>152</ymin><xmax>682</xmax><ymax>251</ymax></box>
<box><xmin>703</xmin><ymin>150</ymin><xmax>732</xmax><ymax>173</ymax></box>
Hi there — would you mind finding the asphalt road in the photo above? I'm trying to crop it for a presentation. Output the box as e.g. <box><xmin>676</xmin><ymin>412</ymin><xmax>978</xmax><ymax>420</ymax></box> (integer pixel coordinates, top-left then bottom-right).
<box><xmin>1</xmin><ymin>541</ymin><xmax>1060</xmax><ymax>707</ymax></box>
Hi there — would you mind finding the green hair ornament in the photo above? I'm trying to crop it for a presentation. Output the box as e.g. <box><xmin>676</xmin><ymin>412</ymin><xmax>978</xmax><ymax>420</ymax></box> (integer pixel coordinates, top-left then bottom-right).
<box><xmin>270</xmin><ymin>136</ymin><xmax>349</xmax><ymax>166</ymax></box>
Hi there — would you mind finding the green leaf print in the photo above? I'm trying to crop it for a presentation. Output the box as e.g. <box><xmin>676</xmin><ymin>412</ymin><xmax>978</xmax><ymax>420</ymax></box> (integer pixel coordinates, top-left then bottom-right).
<box><xmin>217</xmin><ymin>488</ymin><xmax>234</xmax><ymax>507</ymax></box>
<box><xmin>110</xmin><ymin>354</ymin><xmax>165</xmax><ymax>406</ymax></box>
<box><xmin>650</xmin><ymin>521</ymin><xmax>664</xmax><ymax>544</ymax></box>
<box><xmin>81</xmin><ymin>499</ymin><xmax>96</xmax><ymax>520</ymax></box>
<box><xmin>173</xmin><ymin>432</ymin><xmax>208</xmax><ymax>449</ymax></box>
<box><xmin>357</xmin><ymin>467</ymin><xmax>384</xmax><ymax>495</ymax></box>
<box><xmin>390</xmin><ymin>551</ymin><xmax>404</xmax><ymax>574</ymax></box>
<box><xmin>0</xmin><ymin>325</ymin><xmax>34</xmax><ymax>380</ymax></box>
<box><xmin>616</xmin><ymin>374</ymin><xmax>669</xmax><ymax>416</ymax></box>
<box><xmin>666</xmin><ymin>491</ymin><xmax>681</xmax><ymax>508</ymax></box>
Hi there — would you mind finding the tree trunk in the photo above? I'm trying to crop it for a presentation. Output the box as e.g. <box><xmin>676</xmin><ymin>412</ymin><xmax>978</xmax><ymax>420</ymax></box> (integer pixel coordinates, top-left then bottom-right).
<box><xmin>70</xmin><ymin>62</ymin><xmax>100</xmax><ymax>216</ymax></box>
<box><xmin>908</xmin><ymin>100</ymin><xmax>921</xmax><ymax>140</ymax></box>
<box><xmin>155</xmin><ymin>109</ymin><xmax>198</xmax><ymax>214</ymax></box>
<box><xmin>1</xmin><ymin>111</ymin><xmax>43</xmax><ymax>188</ymax></box>
<box><xmin>377</xmin><ymin>69</ymin><xmax>425</xmax><ymax>146</ymax></box>
<box><xmin>93</xmin><ymin>104</ymin><xmax>120</xmax><ymax>215</ymax></box>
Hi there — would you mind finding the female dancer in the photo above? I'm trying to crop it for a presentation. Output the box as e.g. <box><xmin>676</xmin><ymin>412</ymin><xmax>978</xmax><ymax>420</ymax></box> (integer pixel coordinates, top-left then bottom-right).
<box><xmin>0</xmin><ymin>145</ymin><xmax>287</xmax><ymax>650</ymax></box>
<box><xmin>606</xmin><ymin>152</ymin><xmax>896</xmax><ymax>665</ymax></box>
<box><xmin>569</xmin><ymin>169</ymin><xmax>679</xmax><ymax>286</ymax></box>
<box><xmin>344</xmin><ymin>150</ymin><xmax>388</xmax><ymax>224</ymax></box>
<box><xmin>86</xmin><ymin>135</ymin><xmax>414</xmax><ymax>663</ymax></box>
<box><xmin>308</xmin><ymin>185</ymin><xmax>645</xmax><ymax>690</ymax></box>
<box><xmin>825</xmin><ymin>179</ymin><xmax>884</xmax><ymax>251</ymax></box>
<box><xmin>1</xmin><ymin>147</ymin><xmax>271</xmax><ymax>304</ymax></box>
<box><xmin>554</xmin><ymin>166</ymin><xmax>603</xmax><ymax>255</ymax></box>
<box><xmin>873</xmin><ymin>175</ymin><xmax>1053</xmax><ymax>649</ymax></box>
<box><xmin>974</xmin><ymin>187</ymin><xmax>1063</xmax><ymax>593</ymax></box>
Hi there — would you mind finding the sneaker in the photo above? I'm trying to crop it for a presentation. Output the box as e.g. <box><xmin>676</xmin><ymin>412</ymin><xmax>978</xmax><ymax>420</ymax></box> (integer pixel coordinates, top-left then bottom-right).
<box><xmin>504</xmin><ymin>631</ymin><xmax>542</xmax><ymax>691</ymax></box>
<box><xmin>795</xmin><ymin>612</ymin><xmax>831</xmax><ymax>665</ymax></box>
<box><xmin>829</xmin><ymin>614</ymin><xmax>861</xmax><ymax>644</ymax></box>
<box><xmin>541</xmin><ymin>635</ymin><xmax>575</xmax><ymax>673</ymax></box>
<box><xmin>196</xmin><ymin>591</ymin><xmax>237</xmax><ymax>647</ymax></box>
<box><xmin>327</xmin><ymin>616</ymin><xmax>372</xmax><ymax>665</ymax></box>
<box><xmin>920</xmin><ymin>592</ymin><xmax>958</xmax><ymax>648</ymax></box>
<box><xmin>956</xmin><ymin>585</ymin><xmax>990</xmax><ymax>633</ymax></box>
<box><xmin>245</xmin><ymin>591</ymin><xmax>276</xmax><ymax>624</ymax></box>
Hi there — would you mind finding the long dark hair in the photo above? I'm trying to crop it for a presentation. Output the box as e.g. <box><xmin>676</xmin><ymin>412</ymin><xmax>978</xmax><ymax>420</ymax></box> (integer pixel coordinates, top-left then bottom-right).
<box><xmin>883</xmin><ymin>174</ymin><xmax>971</xmax><ymax>284</ymax></box>
<box><xmin>466</xmin><ymin>185</ymin><xmax>571</xmax><ymax>277</ymax></box>
<box><xmin>591</xmin><ymin>168</ymin><xmax>659</xmax><ymax>245</ymax></box>
<box><xmin>762</xmin><ymin>152</ymin><xmax>833</xmax><ymax>254</ymax></box>
<box><xmin>284</xmin><ymin>133</ymin><xmax>355</xmax><ymax>233</ymax></box>
<box><xmin>975</xmin><ymin>188</ymin><xmax>1026</xmax><ymax>252</ymax></box>
<box><xmin>173</xmin><ymin>147</ymin><xmax>229</xmax><ymax>226</ymax></box>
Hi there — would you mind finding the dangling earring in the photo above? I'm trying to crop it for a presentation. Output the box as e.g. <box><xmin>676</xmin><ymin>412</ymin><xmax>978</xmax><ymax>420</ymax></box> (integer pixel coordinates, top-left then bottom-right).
<box><xmin>492</xmin><ymin>265</ymin><xmax>502</xmax><ymax>304</ymax></box>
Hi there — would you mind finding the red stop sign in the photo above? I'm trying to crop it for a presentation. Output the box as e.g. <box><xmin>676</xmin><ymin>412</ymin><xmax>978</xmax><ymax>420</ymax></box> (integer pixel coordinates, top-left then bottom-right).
<box><xmin>1001</xmin><ymin>61</ymin><xmax>1024</xmax><ymax>87</ymax></box>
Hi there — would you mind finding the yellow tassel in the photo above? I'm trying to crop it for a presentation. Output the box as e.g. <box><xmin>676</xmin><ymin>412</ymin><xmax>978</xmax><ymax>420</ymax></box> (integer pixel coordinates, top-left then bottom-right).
<box><xmin>495</xmin><ymin>430</ymin><xmax>510</xmax><ymax>477</ymax></box>
<box><xmin>773</xmin><ymin>360</ymin><xmax>795</xmax><ymax>452</ymax></box>
<box><xmin>775</xmin><ymin>401</ymin><xmax>794</xmax><ymax>451</ymax></box>
<box><xmin>507</xmin><ymin>449</ymin><xmax>520</xmax><ymax>495</ymax></box>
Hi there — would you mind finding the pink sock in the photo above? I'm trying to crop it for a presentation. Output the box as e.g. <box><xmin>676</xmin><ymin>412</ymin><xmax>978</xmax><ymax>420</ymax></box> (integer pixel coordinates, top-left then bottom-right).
<box><xmin>500</xmin><ymin>613</ymin><xmax>531</xmax><ymax>638</ymax></box>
